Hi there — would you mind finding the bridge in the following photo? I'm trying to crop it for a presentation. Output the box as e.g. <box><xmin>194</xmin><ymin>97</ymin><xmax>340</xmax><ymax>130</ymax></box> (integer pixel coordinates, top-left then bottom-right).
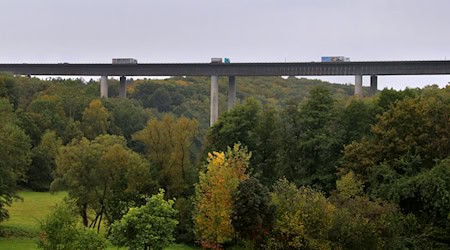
<box><xmin>2</xmin><ymin>60</ymin><xmax>450</xmax><ymax>125</ymax></box>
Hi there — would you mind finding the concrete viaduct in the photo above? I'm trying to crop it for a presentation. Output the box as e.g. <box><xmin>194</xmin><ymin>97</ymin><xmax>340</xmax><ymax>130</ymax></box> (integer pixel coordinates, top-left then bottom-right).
<box><xmin>2</xmin><ymin>60</ymin><xmax>450</xmax><ymax>125</ymax></box>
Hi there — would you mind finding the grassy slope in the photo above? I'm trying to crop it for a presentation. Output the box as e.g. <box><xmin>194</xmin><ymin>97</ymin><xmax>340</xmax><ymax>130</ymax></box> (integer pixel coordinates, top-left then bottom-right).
<box><xmin>0</xmin><ymin>191</ymin><xmax>197</xmax><ymax>250</ymax></box>
<box><xmin>1</xmin><ymin>191</ymin><xmax>66</xmax><ymax>233</ymax></box>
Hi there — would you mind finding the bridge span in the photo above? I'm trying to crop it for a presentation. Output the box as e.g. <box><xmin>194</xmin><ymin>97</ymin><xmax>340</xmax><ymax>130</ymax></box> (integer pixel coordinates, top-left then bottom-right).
<box><xmin>2</xmin><ymin>60</ymin><xmax>450</xmax><ymax>125</ymax></box>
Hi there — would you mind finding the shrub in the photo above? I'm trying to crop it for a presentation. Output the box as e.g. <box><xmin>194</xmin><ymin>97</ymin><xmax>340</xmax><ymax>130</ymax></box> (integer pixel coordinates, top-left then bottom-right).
<box><xmin>109</xmin><ymin>189</ymin><xmax>178</xmax><ymax>250</ymax></box>
<box><xmin>37</xmin><ymin>202</ymin><xmax>106</xmax><ymax>250</ymax></box>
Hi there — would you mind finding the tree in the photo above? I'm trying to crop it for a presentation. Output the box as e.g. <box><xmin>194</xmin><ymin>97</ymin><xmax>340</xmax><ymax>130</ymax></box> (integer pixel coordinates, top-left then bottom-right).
<box><xmin>81</xmin><ymin>99</ymin><xmax>110</xmax><ymax>140</ymax></box>
<box><xmin>37</xmin><ymin>202</ymin><xmax>106</xmax><ymax>250</ymax></box>
<box><xmin>26</xmin><ymin>130</ymin><xmax>62</xmax><ymax>191</ymax></box>
<box><xmin>338</xmin><ymin>99</ymin><xmax>377</xmax><ymax>145</ymax></box>
<box><xmin>339</xmin><ymin>86</ymin><xmax>450</xmax><ymax>247</ymax></box>
<box><xmin>193</xmin><ymin>144</ymin><xmax>250</xmax><ymax>248</ymax></box>
<box><xmin>341</xmin><ymin>88</ymin><xmax>450</xmax><ymax>195</ymax></box>
<box><xmin>279</xmin><ymin>86</ymin><xmax>342</xmax><ymax>192</ymax></box>
<box><xmin>0</xmin><ymin>74</ymin><xmax>19</xmax><ymax>108</ymax></box>
<box><xmin>102</xmin><ymin>98</ymin><xmax>149</xmax><ymax>142</ymax></box>
<box><xmin>0</xmin><ymin>98</ymin><xmax>31</xmax><ymax>222</ymax></box>
<box><xmin>52</xmin><ymin>134</ymin><xmax>154</xmax><ymax>229</ymax></box>
<box><xmin>44</xmin><ymin>79</ymin><xmax>96</xmax><ymax>121</ymax></box>
<box><xmin>208</xmin><ymin>98</ymin><xmax>261</xmax><ymax>153</ymax></box>
<box><xmin>267</xmin><ymin>179</ymin><xmax>335</xmax><ymax>250</ymax></box>
<box><xmin>208</xmin><ymin>98</ymin><xmax>282</xmax><ymax>186</ymax></box>
<box><xmin>133</xmin><ymin>114</ymin><xmax>198</xmax><ymax>197</ymax></box>
<box><xmin>148</xmin><ymin>87</ymin><xmax>173</xmax><ymax>112</ymax></box>
<box><xmin>25</xmin><ymin>94</ymin><xmax>67</xmax><ymax>145</ymax></box>
<box><xmin>232</xmin><ymin>178</ymin><xmax>274</xmax><ymax>246</ymax></box>
<box><xmin>109</xmin><ymin>189</ymin><xmax>178</xmax><ymax>250</ymax></box>
<box><xmin>328</xmin><ymin>172</ymin><xmax>408</xmax><ymax>250</ymax></box>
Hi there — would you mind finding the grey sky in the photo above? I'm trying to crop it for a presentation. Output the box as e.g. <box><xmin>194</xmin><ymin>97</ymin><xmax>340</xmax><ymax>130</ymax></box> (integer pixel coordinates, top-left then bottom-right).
<box><xmin>1</xmin><ymin>0</ymin><xmax>450</xmax><ymax>89</ymax></box>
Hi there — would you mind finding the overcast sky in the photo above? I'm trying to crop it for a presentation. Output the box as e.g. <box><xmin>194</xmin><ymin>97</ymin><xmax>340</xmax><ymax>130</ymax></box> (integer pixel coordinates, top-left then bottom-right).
<box><xmin>1</xmin><ymin>0</ymin><xmax>449</xmax><ymax>89</ymax></box>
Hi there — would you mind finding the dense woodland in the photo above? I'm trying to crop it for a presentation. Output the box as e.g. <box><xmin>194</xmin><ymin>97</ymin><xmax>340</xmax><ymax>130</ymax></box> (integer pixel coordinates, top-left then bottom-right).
<box><xmin>1</xmin><ymin>72</ymin><xmax>450</xmax><ymax>249</ymax></box>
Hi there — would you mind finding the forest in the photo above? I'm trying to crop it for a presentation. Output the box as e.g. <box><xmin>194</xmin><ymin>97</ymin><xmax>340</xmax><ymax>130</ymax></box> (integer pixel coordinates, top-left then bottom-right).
<box><xmin>1</xmin><ymin>72</ymin><xmax>450</xmax><ymax>249</ymax></box>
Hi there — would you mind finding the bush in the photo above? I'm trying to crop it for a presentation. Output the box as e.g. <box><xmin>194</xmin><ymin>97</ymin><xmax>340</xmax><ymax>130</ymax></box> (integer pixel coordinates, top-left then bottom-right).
<box><xmin>37</xmin><ymin>202</ymin><xmax>106</xmax><ymax>250</ymax></box>
<box><xmin>109</xmin><ymin>189</ymin><xmax>178</xmax><ymax>250</ymax></box>
<box><xmin>232</xmin><ymin>178</ymin><xmax>274</xmax><ymax>247</ymax></box>
<box><xmin>267</xmin><ymin>179</ymin><xmax>335</xmax><ymax>249</ymax></box>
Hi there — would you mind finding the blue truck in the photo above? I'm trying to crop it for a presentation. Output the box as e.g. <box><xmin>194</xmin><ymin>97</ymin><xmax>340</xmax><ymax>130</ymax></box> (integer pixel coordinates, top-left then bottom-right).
<box><xmin>321</xmin><ymin>56</ymin><xmax>350</xmax><ymax>62</ymax></box>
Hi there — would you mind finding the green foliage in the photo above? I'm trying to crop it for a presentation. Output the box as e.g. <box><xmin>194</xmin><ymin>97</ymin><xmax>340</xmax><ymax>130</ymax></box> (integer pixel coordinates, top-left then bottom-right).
<box><xmin>109</xmin><ymin>189</ymin><xmax>178</xmax><ymax>250</ymax></box>
<box><xmin>267</xmin><ymin>179</ymin><xmax>335</xmax><ymax>249</ymax></box>
<box><xmin>44</xmin><ymin>79</ymin><xmax>97</xmax><ymax>121</ymax></box>
<box><xmin>339</xmin><ymin>86</ymin><xmax>450</xmax><ymax>247</ymax></box>
<box><xmin>26</xmin><ymin>130</ymin><xmax>62</xmax><ymax>191</ymax></box>
<box><xmin>37</xmin><ymin>202</ymin><xmax>106</xmax><ymax>250</ymax></box>
<box><xmin>339</xmin><ymin>99</ymin><xmax>377</xmax><ymax>145</ymax></box>
<box><xmin>329</xmin><ymin>173</ymin><xmax>402</xmax><ymax>249</ymax></box>
<box><xmin>193</xmin><ymin>145</ymin><xmax>250</xmax><ymax>248</ymax></box>
<box><xmin>81</xmin><ymin>99</ymin><xmax>110</xmax><ymax>140</ymax></box>
<box><xmin>395</xmin><ymin>158</ymin><xmax>450</xmax><ymax>220</ymax></box>
<box><xmin>102</xmin><ymin>98</ymin><xmax>149</xmax><ymax>142</ymax></box>
<box><xmin>0</xmin><ymin>74</ymin><xmax>19</xmax><ymax>108</ymax></box>
<box><xmin>376</xmin><ymin>87</ymin><xmax>417</xmax><ymax>111</ymax></box>
<box><xmin>341</xmin><ymin>88</ymin><xmax>450</xmax><ymax>197</ymax></box>
<box><xmin>0</xmin><ymin>98</ymin><xmax>32</xmax><ymax>222</ymax></box>
<box><xmin>209</xmin><ymin>98</ymin><xmax>282</xmax><ymax>186</ymax></box>
<box><xmin>209</xmin><ymin>98</ymin><xmax>261</xmax><ymax>153</ymax></box>
<box><xmin>173</xmin><ymin>197</ymin><xmax>195</xmax><ymax>243</ymax></box>
<box><xmin>335</xmin><ymin>171</ymin><xmax>364</xmax><ymax>199</ymax></box>
<box><xmin>232</xmin><ymin>178</ymin><xmax>274</xmax><ymax>246</ymax></box>
<box><xmin>279</xmin><ymin>86</ymin><xmax>342</xmax><ymax>192</ymax></box>
<box><xmin>52</xmin><ymin>134</ymin><xmax>155</xmax><ymax>229</ymax></box>
<box><xmin>134</xmin><ymin>114</ymin><xmax>199</xmax><ymax>197</ymax></box>
<box><xmin>25</xmin><ymin>94</ymin><xmax>67</xmax><ymax>145</ymax></box>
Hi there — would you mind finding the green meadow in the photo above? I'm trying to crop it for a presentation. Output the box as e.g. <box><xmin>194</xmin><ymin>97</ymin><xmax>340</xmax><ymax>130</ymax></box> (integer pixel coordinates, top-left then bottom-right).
<box><xmin>0</xmin><ymin>191</ymin><xmax>197</xmax><ymax>250</ymax></box>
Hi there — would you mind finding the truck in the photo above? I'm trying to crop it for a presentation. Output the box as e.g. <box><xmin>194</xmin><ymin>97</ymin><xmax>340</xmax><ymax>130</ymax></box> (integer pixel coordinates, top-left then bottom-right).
<box><xmin>211</xmin><ymin>58</ymin><xmax>223</xmax><ymax>64</ymax></box>
<box><xmin>211</xmin><ymin>58</ymin><xmax>231</xmax><ymax>64</ymax></box>
<box><xmin>112</xmin><ymin>58</ymin><xmax>138</xmax><ymax>64</ymax></box>
<box><xmin>321</xmin><ymin>56</ymin><xmax>350</xmax><ymax>62</ymax></box>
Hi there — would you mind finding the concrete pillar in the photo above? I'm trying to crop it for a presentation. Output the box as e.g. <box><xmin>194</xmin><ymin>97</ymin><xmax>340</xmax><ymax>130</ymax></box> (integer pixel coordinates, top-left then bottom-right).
<box><xmin>210</xmin><ymin>75</ymin><xmax>219</xmax><ymax>126</ymax></box>
<box><xmin>355</xmin><ymin>75</ymin><xmax>363</xmax><ymax>97</ymax></box>
<box><xmin>370</xmin><ymin>75</ymin><xmax>378</xmax><ymax>96</ymax></box>
<box><xmin>228</xmin><ymin>76</ymin><xmax>236</xmax><ymax>110</ymax></box>
<box><xmin>100</xmin><ymin>76</ymin><xmax>108</xmax><ymax>98</ymax></box>
<box><xmin>119</xmin><ymin>76</ymin><xmax>127</xmax><ymax>98</ymax></box>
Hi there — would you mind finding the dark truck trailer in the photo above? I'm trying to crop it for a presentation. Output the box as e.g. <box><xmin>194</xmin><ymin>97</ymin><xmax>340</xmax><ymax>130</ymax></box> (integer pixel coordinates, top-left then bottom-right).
<box><xmin>112</xmin><ymin>58</ymin><xmax>138</xmax><ymax>64</ymax></box>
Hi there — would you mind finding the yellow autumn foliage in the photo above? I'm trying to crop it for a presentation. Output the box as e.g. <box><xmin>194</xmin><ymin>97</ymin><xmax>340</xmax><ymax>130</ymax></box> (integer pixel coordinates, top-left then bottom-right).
<box><xmin>194</xmin><ymin>144</ymin><xmax>250</xmax><ymax>249</ymax></box>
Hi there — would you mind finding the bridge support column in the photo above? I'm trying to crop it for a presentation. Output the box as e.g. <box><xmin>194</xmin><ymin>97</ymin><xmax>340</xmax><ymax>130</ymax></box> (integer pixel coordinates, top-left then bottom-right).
<box><xmin>119</xmin><ymin>76</ymin><xmax>127</xmax><ymax>98</ymax></box>
<box><xmin>355</xmin><ymin>75</ymin><xmax>363</xmax><ymax>97</ymax></box>
<box><xmin>370</xmin><ymin>75</ymin><xmax>378</xmax><ymax>96</ymax></box>
<box><xmin>228</xmin><ymin>76</ymin><xmax>236</xmax><ymax>110</ymax></box>
<box><xmin>100</xmin><ymin>76</ymin><xmax>108</xmax><ymax>98</ymax></box>
<box><xmin>210</xmin><ymin>75</ymin><xmax>219</xmax><ymax>126</ymax></box>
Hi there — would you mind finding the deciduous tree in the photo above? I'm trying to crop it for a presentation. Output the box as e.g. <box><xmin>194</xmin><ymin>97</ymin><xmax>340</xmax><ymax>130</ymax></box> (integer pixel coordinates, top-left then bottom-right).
<box><xmin>193</xmin><ymin>144</ymin><xmax>250</xmax><ymax>248</ymax></box>
<box><xmin>81</xmin><ymin>99</ymin><xmax>110</xmax><ymax>140</ymax></box>
<box><xmin>52</xmin><ymin>135</ymin><xmax>154</xmax><ymax>229</ymax></box>
<box><xmin>134</xmin><ymin>114</ymin><xmax>198</xmax><ymax>197</ymax></box>
<box><xmin>0</xmin><ymin>98</ymin><xmax>31</xmax><ymax>222</ymax></box>
<box><xmin>109</xmin><ymin>189</ymin><xmax>178</xmax><ymax>250</ymax></box>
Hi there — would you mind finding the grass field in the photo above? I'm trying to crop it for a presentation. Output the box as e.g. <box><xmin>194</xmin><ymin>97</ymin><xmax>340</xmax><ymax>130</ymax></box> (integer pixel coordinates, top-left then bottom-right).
<box><xmin>0</xmin><ymin>191</ymin><xmax>198</xmax><ymax>250</ymax></box>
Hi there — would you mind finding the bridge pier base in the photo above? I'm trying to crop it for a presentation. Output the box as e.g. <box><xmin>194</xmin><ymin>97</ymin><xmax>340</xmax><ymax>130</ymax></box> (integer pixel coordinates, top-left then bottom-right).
<box><xmin>100</xmin><ymin>76</ymin><xmax>108</xmax><ymax>98</ymax></box>
<box><xmin>210</xmin><ymin>75</ymin><xmax>219</xmax><ymax>126</ymax></box>
<box><xmin>355</xmin><ymin>75</ymin><xmax>363</xmax><ymax>97</ymax></box>
<box><xmin>370</xmin><ymin>75</ymin><xmax>378</xmax><ymax>96</ymax></box>
<box><xmin>119</xmin><ymin>76</ymin><xmax>127</xmax><ymax>98</ymax></box>
<box><xmin>228</xmin><ymin>76</ymin><xmax>236</xmax><ymax>110</ymax></box>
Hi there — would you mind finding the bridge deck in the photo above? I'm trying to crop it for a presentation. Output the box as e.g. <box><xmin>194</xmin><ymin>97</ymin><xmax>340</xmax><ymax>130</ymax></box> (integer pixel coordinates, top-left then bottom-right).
<box><xmin>1</xmin><ymin>61</ymin><xmax>450</xmax><ymax>76</ymax></box>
